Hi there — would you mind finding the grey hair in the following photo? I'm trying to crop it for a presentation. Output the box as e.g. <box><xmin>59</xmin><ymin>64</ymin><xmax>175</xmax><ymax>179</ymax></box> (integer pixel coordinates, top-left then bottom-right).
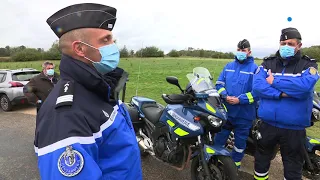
<box><xmin>296</xmin><ymin>39</ymin><xmax>302</xmax><ymax>44</ymax></box>
<box><xmin>42</xmin><ymin>61</ymin><xmax>54</xmax><ymax>69</ymax></box>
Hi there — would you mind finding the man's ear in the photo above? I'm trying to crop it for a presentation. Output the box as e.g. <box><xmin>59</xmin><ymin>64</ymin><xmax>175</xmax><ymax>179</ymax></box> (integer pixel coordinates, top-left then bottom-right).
<box><xmin>72</xmin><ymin>41</ymin><xmax>86</xmax><ymax>57</ymax></box>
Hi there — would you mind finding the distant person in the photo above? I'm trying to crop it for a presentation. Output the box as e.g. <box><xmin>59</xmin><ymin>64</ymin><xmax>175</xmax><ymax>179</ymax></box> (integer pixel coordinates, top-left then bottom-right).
<box><xmin>33</xmin><ymin>3</ymin><xmax>142</xmax><ymax>180</ymax></box>
<box><xmin>23</xmin><ymin>61</ymin><xmax>60</xmax><ymax>112</ymax></box>
<box><xmin>253</xmin><ymin>27</ymin><xmax>319</xmax><ymax>180</ymax></box>
<box><xmin>214</xmin><ymin>39</ymin><xmax>259</xmax><ymax>169</ymax></box>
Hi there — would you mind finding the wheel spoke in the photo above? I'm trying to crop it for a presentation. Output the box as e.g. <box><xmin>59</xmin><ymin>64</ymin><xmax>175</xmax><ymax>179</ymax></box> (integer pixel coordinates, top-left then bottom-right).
<box><xmin>1</xmin><ymin>97</ymin><xmax>9</xmax><ymax>110</ymax></box>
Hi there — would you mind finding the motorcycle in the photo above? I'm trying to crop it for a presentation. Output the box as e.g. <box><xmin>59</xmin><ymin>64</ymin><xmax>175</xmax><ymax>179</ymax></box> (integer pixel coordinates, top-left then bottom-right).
<box><xmin>302</xmin><ymin>91</ymin><xmax>320</xmax><ymax>179</ymax></box>
<box><xmin>126</xmin><ymin>67</ymin><xmax>239</xmax><ymax>180</ymax></box>
<box><xmin>226</xmin><ymin>91</ymin><xmax>320</xmax><ymax>179</ymax></box>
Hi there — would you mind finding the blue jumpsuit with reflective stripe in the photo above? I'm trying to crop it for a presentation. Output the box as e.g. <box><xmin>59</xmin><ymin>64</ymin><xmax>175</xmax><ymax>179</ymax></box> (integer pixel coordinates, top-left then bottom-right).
<box><xmin>214</xmin><ymin>56</ymin><xmax>259</xmax><ymax>167</ymax></box>
<box><xmin>34</xmin><ymin>55</ymin><xmax>142</xmax><ymax>180</ymax></box>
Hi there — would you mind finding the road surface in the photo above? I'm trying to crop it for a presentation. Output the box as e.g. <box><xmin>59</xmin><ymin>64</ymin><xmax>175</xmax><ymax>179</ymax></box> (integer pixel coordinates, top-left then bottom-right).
<box><xmin>0</xmin><ymin>105</ymin><xmax>311</xmax><ymax>180</ymax></box>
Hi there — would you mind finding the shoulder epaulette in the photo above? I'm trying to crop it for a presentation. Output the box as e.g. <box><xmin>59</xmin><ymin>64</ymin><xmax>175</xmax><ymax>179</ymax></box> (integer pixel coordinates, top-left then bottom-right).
<box><xmin>55</xmin><ymin>80</ymin><xmax>74</xmax><ymax>109</ymax></box>
<box><xmin>302</xmin><ymin>55</ymin><xmax>316</xmax><ymax>61</ymax></box>
<box><xmin>263</xmin><ymin>56</ymin><xmax>277</xmax><ymax>61</ymax></box>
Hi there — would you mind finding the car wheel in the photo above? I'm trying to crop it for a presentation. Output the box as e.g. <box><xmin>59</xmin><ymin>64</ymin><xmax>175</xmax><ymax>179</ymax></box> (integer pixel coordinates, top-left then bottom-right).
<box><xmin>0</xmin><ymin>94</ymin><xmax>12</xmax><ymax>112</ymax></box>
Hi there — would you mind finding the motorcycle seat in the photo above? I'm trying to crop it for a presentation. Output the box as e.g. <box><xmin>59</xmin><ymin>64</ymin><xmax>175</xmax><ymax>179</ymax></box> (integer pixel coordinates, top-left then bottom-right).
<box><xmin>141</xmin><ymin>103</ymin><xmax>164</xmax><ymax>124</ymax></box>
<box><xmin>162</xmin><ymin>94</ymin><xmax>190</xmax><ymax>104</ymax></box>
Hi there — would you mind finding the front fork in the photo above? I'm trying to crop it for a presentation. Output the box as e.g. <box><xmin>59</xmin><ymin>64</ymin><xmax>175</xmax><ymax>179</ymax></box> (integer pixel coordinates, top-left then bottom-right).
<box><xmin>303</xmin><ymin>146</ymin><xmax>315</xmax><ymax>172</ymax></box>
<box><xmin>198</xmin><ymin>133</ymin><xmax>213</xmax><ymax>180</ymax></box>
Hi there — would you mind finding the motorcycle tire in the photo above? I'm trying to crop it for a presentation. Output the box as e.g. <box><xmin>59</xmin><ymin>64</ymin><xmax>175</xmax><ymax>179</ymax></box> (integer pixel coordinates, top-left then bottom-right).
<box><xmin>302</xmin><ymin>152</ymin><xmax>320</xmax><ymax>179</ymax></box>
<box><xmin>191</xmin><ymin>155</ymin><xmax>238</xmax><ymax>180</ymax></box>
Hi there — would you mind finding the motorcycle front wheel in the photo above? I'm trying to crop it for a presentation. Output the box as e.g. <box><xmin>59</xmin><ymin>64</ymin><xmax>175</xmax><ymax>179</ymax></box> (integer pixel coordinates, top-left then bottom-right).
<box><xmin>303</xmin><ymin>151</ymin><xmax>320</xmax><ymax>179</ymax></box>
<box><xmin>191</xmin><ymin>155</ymin><xmax>238</xmax><ymax>180</ymax></box>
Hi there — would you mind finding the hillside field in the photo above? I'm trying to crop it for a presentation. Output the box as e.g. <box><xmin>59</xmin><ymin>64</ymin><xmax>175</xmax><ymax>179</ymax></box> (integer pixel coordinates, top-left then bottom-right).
<box><xmin>1</xmin><ymin>57</ymin><xmax>320</xmax><ymax>138</ymax></box>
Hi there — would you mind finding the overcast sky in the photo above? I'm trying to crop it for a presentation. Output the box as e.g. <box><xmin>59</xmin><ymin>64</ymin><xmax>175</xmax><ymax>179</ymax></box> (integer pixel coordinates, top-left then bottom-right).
<box><xmin>0</xmin><ymin>0</ymin><xmax>319</xmax><ymax>57</ymax></box>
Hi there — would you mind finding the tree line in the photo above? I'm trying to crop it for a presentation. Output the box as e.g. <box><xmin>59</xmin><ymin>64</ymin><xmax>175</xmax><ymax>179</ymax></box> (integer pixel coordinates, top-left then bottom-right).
<box><xmin>0</xmin><ymin>40</ymin><xmax>61</xmax><ymax>62</ymax></box>
<box><xmin>1</xmin><ymin>40</ymin><xmax>320</xmax><ymax>62</ymax></box>
<box><xmin>119</xmin><ymin>46</ymin><xmax>237</xmax><ymax>59</ymax></box>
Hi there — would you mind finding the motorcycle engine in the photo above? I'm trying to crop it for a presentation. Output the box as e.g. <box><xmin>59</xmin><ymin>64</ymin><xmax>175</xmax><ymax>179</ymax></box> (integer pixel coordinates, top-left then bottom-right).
<box><xmin>154</xmin><ymin>137</ymin><xmax>185</xmax><ymax>166</ymax></box>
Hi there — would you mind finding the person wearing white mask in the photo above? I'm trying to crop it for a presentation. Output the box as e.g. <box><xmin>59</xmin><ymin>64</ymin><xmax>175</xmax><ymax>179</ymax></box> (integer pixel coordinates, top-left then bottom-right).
<box><xmin>23</xmin><ymin>61</ymin><xmax>60</xmax><ymax>112</ymax></box>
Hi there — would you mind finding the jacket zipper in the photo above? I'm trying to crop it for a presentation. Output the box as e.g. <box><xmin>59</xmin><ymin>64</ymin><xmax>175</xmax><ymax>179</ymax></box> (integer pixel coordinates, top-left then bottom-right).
<box><xmin>276</xmin><ymin>66</ymin><xmax>286</xmax><ymax>126</ymax></box>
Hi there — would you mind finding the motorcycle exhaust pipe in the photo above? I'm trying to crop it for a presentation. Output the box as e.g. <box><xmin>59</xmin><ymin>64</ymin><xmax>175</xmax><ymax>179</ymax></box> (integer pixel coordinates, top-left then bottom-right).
<box><xmin>136</xmin><ymin>129</ymin><xmax>155</xmax><ymax>155</ymax></box>
<box><xmin>136</xmin><ymin>136</ymin><xmax>149</xmax><ymax>150</ymax></box>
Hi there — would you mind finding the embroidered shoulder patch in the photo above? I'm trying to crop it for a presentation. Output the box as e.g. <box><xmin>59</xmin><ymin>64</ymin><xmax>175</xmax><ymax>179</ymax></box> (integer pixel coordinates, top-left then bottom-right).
<box><xmin>309</xmin><ymin>67</ymin><xmax>317</xmax><ymax>75</ymax></box>
<box><xmin>58</xmin><ymin>146</ymin><xmax>84</xmax><ymax>177</ymax></box>
<box><xmin>56</xmin><ymin>80</ymin><xmax>74</xmax><ymax>109</ymax></box>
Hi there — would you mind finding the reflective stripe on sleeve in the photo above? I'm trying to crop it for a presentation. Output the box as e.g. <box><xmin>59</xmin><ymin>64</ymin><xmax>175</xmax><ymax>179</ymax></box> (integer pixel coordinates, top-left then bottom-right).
<box><xmin>246</xmin><ymin>92</ymin><xmax>254</xmax><ymax>104</ymax></box>
<box><xmin>218</xmin><ymin>88</ymin><xmax>226</xmax><ymax>94</ymax></box>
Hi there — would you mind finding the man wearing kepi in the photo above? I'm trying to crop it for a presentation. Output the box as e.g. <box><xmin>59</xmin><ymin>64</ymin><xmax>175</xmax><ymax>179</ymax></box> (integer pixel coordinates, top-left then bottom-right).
<box><xmin>253</xmin><ymin>27</ymin><xmax>319</xmax><ymax>180</ymax></box>
<box><xmin>214</xmin><ymin>39</ymin><xmax>259</xmax><ymax>169</ymax></box>
<box><xmin>34</xmin><ymin>3</ymin><xmax>142</xmax><ymax>180</ymax></box>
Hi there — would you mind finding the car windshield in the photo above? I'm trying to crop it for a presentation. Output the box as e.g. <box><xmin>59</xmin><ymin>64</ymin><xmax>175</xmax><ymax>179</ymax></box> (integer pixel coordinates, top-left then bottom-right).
<box><xmin>186</xmin><ymin>67</ymin><xmax>215</xmax><ymax>93</ymax></box>
<box><xmin>12</xmin><ymin>71</ymin><xmax>40</xmax><ymax>81</ymax></box>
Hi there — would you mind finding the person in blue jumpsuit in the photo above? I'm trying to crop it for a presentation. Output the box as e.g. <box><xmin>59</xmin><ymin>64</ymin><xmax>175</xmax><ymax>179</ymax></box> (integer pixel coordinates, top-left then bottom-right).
<box><xmin>33</xmin><ymin>3</ymin><xmax>142</xmax><ymax>180</ymax></box>
<box><xmin>253</xmin><ymin>27</ymin><xmax>319</xmax><ymax>180</ymax></box>
<box><xmin>214</xmin><ymin>39</ymin><xmax>259</xmax><ymax>168</ymax></box>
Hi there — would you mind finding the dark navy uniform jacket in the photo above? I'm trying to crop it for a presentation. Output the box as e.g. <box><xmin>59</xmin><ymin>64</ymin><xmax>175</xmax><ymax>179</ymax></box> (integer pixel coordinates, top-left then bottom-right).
<box><xmin>253</xmin><ymin>51</ymin><xmax>319</xmax><ymax>130</ymax></box>
<box><xmin>34</xmin><ymin>55</ymin><xmax>142</xmax><ymax>180</ymax></box>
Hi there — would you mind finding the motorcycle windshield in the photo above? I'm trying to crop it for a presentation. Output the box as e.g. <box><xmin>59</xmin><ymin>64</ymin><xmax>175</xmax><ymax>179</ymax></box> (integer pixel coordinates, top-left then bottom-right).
<box><xmin>186</xmin><ymin>67</ymin><xmax>215</xmax><ymax>93</ymax></box>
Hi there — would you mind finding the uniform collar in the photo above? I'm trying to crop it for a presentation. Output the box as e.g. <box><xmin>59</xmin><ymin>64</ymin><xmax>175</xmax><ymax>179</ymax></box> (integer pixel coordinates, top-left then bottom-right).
<box><xmin>59</xmin><ymin>54</ymin><xmax>111</xmax><ymax>101</ymax></box>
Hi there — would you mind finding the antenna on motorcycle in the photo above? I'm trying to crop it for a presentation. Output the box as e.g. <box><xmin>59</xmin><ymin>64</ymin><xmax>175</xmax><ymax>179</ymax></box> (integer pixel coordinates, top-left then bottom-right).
<box><xmin>135</xmin><ymin>41</ymin><xmax>143</xmax><ymax>96</ymax></box>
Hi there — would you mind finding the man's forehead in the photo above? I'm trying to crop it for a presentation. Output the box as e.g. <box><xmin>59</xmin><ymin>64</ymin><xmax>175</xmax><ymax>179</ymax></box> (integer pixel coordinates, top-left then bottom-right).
<box><xmin>238</xmin><ymin>48</ymin><xmax>249</xmax><ymax>51</ymax></box>
<box><xmin>280</xmin><ymin>39</ymin><xmax>298</xmax><ymax>43</ymax></box>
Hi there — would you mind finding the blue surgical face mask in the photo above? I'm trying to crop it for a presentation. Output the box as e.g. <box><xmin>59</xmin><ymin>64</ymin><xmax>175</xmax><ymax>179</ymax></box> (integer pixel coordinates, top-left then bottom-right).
<box><xmin>279</xmin><ymin>45</ymin><xmax>296</xmax><ymax>59</ymax></box>
<box><xmin>46</xmin><ymin>69</ymin><xmax>54</xmax><ymax>76</ymax></box>
<box><xmin>236</xmin><ymin>51</ymin><xmax>247</xmax><ymax>61</ymax></box>
<box><xmin>82</xmin><ymin>42</ymin><xmax>120</xmax><ymax>75</ymax></box>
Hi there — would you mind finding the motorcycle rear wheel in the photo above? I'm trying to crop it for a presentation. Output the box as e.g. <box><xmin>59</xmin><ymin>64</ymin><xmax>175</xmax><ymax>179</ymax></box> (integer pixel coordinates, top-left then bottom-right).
<box><xmin>191</xmin><ymin>155</ymin><xmax>238</xmax><ymax>180</ymax></box>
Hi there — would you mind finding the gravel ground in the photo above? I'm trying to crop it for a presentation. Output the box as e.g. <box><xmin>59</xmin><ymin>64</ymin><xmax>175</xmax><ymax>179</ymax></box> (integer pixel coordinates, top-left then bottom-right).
<box><xmin>0</xmin><ymin>105</ymin><xmax>312</xmax><ymax>180</ymax></box>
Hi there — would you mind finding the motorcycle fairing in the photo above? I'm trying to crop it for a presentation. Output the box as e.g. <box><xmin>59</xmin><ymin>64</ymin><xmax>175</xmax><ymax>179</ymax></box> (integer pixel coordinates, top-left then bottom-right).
<box><xmin>196</xmin><ymin>99</ymin><xmax>228</xmax><ymax>120</ymax></box>
<box><xmin>306</xmin><ymin>137</ymin><xmax>320</xmax><ymax>152</ymax></box>
<box><xmin>203</xmin><ymin>144</ymin><xmax>231</xmax><ymax>162</ymax></box>
<box><xmin>160</xmin><ymin>104</ymin><xmax>204</xmax><ymax>138</ymax></box>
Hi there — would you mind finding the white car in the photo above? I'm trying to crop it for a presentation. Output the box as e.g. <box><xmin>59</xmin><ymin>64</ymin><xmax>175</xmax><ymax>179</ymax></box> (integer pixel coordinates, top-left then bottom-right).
<box><xmin>0</xmin><ymin>68</ymin><xmax>40</xmax><ymax>111</ymax></box>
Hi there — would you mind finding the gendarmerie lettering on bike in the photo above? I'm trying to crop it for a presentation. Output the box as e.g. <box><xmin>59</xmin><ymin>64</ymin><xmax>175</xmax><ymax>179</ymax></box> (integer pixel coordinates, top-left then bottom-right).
<box><xmin>167</xmin><ymin>110</ymin><xmax>200</xmax><ymax>131</ymax></box>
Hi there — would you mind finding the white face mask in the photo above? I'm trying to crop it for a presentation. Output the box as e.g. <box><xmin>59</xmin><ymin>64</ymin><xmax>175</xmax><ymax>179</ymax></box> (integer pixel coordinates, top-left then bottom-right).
<box><xmin>46</xmin><ymin>69</ymin><xmax>54</xmax><ymax>76</ymax></box>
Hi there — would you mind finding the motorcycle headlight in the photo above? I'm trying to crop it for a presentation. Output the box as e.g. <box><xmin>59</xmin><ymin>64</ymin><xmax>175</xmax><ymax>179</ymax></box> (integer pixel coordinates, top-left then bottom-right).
<box><xmin>207</xmin><ymin>115</ymin><xmax>223</xmax><ymax>127</ymax></box>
